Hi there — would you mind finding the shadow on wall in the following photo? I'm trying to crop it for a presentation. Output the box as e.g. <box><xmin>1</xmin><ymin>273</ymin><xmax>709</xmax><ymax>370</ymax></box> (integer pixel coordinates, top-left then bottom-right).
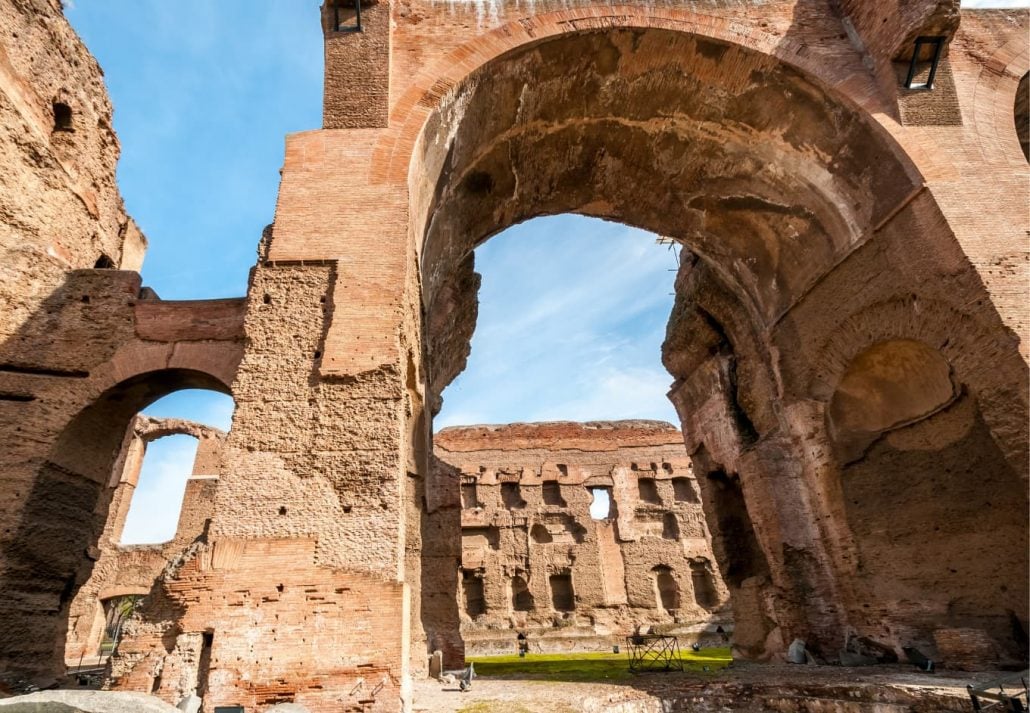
<box><xmin>0</xmin><ymin>269</ymin><xmax>242</xmax><ymax>680</ymax></box>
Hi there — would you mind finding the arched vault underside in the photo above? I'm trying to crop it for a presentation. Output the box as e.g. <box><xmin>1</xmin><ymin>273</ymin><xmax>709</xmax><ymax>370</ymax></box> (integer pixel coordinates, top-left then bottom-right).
<box><xmin>416</xmin><ymin>28</ymin><xmax>1029</xmax><ymax>661</ymax></box>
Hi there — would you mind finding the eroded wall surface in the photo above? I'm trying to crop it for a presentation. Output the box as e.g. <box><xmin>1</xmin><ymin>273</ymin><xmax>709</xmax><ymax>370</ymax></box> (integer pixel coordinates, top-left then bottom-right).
<box><xmin>0</xmin><ymin>0</ymin><xmax>1027</xmax><ymax>710</ymax></box>
<box><xmin>0</xmin><ymin>0</ymin><xmax>247</xmax><ymax>682</ymax></box>
<box><xmin>431</xmin><ymin>421</ymin><xmax>731</xmax><ymax>658</ymax></box>
<box><xmin>64</xmin><ymin>416</ymin><xmax>224</xmax><ymax>665</ymax></box>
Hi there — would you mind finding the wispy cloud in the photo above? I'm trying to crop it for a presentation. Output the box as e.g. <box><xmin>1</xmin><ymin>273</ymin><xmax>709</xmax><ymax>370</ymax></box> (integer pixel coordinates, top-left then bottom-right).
<box><xmin>436</xmin><ymin>215</ymin><xmax>681</xmax><ymax>429</ymax></box>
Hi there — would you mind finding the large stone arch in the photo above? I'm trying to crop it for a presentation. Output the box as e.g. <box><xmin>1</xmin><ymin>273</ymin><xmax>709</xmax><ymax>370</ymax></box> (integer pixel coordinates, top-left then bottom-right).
<box><xmin>404</xmin><ymin>21</ymin><xmax>1028</xmax><ymax>662</ymax></box>
<box><xmin>1</xmin><ymin>364</ymin><xmax>234</xmax><ymax>677</ymax></box>
<box><xmin>67</xmin><ymin>3</ymin><xmax>1025</xmax><ymax>708</ymax></box>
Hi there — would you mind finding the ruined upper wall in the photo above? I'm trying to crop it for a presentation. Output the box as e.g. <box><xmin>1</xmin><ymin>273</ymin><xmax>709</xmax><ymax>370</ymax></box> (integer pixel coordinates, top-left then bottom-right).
<box><xmin>436</xmin><ymin>420</ymin><xmax>687</xmax><ymax>455</ymax></box>
<box><xmin>0</xmin><ymin>0</ymin><xmax>145</xmax><ymax>335</ymax></box>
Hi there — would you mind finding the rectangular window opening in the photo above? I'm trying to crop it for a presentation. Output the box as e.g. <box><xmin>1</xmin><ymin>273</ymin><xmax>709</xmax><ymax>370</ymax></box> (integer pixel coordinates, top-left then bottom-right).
<box><xmin>904</xmin><ymin>36</ymin><xmax>945</xmax><ymax>90</ymax></box>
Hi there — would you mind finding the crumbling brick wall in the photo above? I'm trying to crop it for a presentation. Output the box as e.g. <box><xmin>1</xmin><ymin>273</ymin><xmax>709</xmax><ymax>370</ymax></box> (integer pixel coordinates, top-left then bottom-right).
<box><xmin>64</xmin><ymin>416</ymin><xmax>225</xmax><ymax>665</ymax></box>
<box><xmin>431</xmin><ymin>421</ymin><xmax>731</xmax><ymax>657</ymax></box>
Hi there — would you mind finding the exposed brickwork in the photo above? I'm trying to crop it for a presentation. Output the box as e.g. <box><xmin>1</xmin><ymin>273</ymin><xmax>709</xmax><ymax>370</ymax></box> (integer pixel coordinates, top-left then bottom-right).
<box><xmin>64</xmin><ymin>416</ymin><xmax>225</xmax><ymax>666</ymax></box>
<box><xmin>432</xmin><ymin>421</ymin><xmax>731</xmax><ymax>657</ymax></box>
<box><xmin>0</xmin><ymin>1</ymin><xmax>1027</xmax><ymax>710</ymax></box>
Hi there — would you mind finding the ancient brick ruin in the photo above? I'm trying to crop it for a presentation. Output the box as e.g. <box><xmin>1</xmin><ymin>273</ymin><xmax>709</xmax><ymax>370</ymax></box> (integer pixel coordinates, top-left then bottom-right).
<box><xmin>433</xmin><ymin>421</ymin><xmax>731</xmax><ymax>658</ymax></box>
<box><xmin>64</xmin><ymin>415</ymin><xmax>224</xmax><ymax>669</ymax></box>
<box><xmin>1</xmin><ymin>0</ymin><xmax>1028</xmax><ymax>711</ymax></box>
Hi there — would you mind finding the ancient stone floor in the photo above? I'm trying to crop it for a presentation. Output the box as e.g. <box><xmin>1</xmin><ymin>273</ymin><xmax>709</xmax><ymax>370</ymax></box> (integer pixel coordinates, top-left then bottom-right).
<box><xmin>412</xmin><ymin>663</ymin><xmax>1019</xmax><ymax>712</ymax></box>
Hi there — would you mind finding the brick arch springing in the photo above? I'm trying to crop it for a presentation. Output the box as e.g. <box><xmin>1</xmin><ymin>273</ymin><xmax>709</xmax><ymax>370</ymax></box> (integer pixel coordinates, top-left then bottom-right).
<box><xmin>0</xmin><ymin>366</ymin><xmax>234</xmax><ymax>678</ymax></box>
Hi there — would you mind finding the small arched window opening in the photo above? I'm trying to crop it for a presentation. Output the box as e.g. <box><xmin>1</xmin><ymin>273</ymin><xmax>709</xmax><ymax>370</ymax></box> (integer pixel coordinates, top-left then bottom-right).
<box><xmin>53</xmin><ymin>102</ymin><xmax>74</xmax><ymax>132</ymax></box>
<box><xmin>94</xmin><ymin>254</ymin><xmax>115</xmax><ymax>269</ymax></box>
<box><xmin>653</xmin><ymin>566</ymin><xmax>679</xmax><ymax>612</ymax></box>
<box><xmin>120</xmin><ymin>391</ymin><xmax>235</xmax><ymax>545</ymax></box>
<box><xmin>120</xmin><ymin>433</ymin><xmax>200</xmax><ymax>545</ymax></box>
<box><xmin>511</xmin><ymin>574</ymin><xmax>534</xmax><ymax>612</ymax></box>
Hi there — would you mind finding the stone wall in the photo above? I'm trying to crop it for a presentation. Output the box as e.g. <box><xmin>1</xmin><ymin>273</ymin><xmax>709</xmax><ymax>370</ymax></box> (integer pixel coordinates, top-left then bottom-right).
<box><xmin>0</xmin><ymin>1</ymin><xmax>1027</xmax><ymax>709</ymax></box>
<box><xmin>64</xmin><ymin>416</ymin><xmax>225</xmax><ymax>666</ymax></box>
<box><xmin>431</xmin><ymin>421</ymin><xmax>731</xmax><ymax>658</ymax></box>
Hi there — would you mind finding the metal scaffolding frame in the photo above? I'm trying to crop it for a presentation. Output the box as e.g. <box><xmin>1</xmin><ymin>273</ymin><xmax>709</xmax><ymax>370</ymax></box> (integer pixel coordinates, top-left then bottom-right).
<box><xmin>625</xmin><ymin>634</ymin><xmax>684</xmax><ymax>673</ymax></box>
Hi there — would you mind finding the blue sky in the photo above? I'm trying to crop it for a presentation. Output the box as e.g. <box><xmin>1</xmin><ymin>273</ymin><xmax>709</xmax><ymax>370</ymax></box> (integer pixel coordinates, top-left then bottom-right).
<box><xmin>64</xmin><ymin>1</ymin><xmax>1023</xmax><ymax>542</ymax></box>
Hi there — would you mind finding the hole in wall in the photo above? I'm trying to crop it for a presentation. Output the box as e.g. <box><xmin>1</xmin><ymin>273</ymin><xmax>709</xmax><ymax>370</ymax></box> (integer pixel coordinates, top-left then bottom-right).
<box><xmin>530</xmin><ymin>523</ymin><xmax>553</xmax><ymax>544</ymax></box>
<box><xmin>501</xmin><ymin>482</ymin><xmax>526</xmax><ymax>509</ymax></box>
<box><xmin>94</xmin><ymin>254</ymin><xmax>115</xmax><ymax>269</ymax></box>
<box><xmin>672</xmin><ymin>477</ymin><xmax>699</xmax><ymax>503</ymax></box>
<box><xmin>462</xmin><ymin>569</ymin><xmax>486</xmax><ymax>617</ymax></box>
<box><xmin>511</xmin><ymin>574</ymin><xmax>534</xmax><ymax>612</ymax></box>
<box><xmin>638</xmin><ymin>477</ymin><xmax>661</xmax><ymax>504</ymax></box>
<box><xmin>460</xmin><ymin>479</ymin><xmax>480</xmax><ymax>509</ymax></box>
<box><xmin>53</xmin><ymin>101</ymin><xmax>73</xmax><ymax>132</ymax></box>
<box><xmin>463</xmin><ymin>170</ymin><xmax>495</xmax><ymax>195</ymax></box>
<box><xmin>542</xmin><ymin>480</ymin><xmax>566</xmax><ymax>506</ymax></box>
<box><xmin>587</xmin><ymin>487</ymin><xmax>611</xmax><ymax>520</ymax></box>
<box><xmin>690</xmin><ymin>558</ymin><xmax>720</xmax><ymax>610</ymax></box>
<box><xmin>549</xmin><ymin>573</ymin><xmax>575</xmax><ymax>611</ymax></box>
<box><xmin>661</xmin><ymin>512</ymin><xmax>680</xmax><ymax>540</ymax></box>
<box><xmin>653</xmin><ymin>565</ymin><xmax>680</xmax><ymax>611</ymax></box>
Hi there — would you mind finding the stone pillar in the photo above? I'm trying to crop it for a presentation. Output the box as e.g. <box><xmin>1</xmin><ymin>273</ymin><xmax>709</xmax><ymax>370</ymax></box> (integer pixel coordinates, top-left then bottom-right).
<box><xmin>669</xmin><ymin>354</ymin><xmax>848</xmax><ymax>661</ymax></box>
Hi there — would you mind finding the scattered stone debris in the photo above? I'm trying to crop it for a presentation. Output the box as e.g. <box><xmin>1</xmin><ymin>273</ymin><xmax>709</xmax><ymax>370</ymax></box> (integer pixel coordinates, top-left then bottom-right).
<box><xmin>0</xmin><ymin>691</ymin><xmax>178</xmax><ymax>713</ymax></box>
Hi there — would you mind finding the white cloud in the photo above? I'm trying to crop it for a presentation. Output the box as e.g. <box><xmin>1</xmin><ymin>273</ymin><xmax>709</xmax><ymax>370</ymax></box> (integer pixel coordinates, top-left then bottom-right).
<box><xmin>961</xmin><ymin>0</ymin><xmax>1029</xmax><ymax>6</ymax></box>
<box><xmin>436</xmin><ymin>215</ymin><xmax>682</xmax><ymax>430</ymax></box>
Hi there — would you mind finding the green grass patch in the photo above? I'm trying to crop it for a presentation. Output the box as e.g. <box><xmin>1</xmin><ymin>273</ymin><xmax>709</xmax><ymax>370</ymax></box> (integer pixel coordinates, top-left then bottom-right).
<box><xmin>456</xmin><ymin>702</ymin><xmax>536</xmax><ymax>713</ymax></box>
<box><xmin>466</xmin><ymin>647</ymin><xmax>731</xmax><ymax>682</ymax></box>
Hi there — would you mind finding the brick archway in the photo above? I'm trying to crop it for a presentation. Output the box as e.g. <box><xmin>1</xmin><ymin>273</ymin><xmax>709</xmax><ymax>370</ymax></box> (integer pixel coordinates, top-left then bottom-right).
<box><xmin>406</xmin><ymin>20</ymin><xmax>1028</xmax><ymax>665</ymax></box>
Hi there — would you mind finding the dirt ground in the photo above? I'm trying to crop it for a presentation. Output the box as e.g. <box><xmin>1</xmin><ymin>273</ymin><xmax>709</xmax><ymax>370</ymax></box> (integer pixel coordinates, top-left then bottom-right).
<box><xmin>411</xmin><ymin>663</ymin><xmax>1020</xmax><ymax>712</ymax></box>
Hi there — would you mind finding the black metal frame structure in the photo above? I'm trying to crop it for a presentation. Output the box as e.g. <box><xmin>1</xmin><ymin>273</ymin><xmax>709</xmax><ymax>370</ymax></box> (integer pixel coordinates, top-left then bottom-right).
<box><xmin>333</xmin><ymin>0</ymin><xmax>363</xmax><ymax>33</ymax></box>
<box><xmin>625</xmin><ymin>634</ymin><xmax>684</xmax><ymax>673</ymax></box>
<box><xmin>968</xmin><ymin>673</ymin><xmax>1029</xmax><ymax>712</ymax></box>
<box><xmin>904</xmin><ymin>36</ymin><xmax>945</xmax><ymax>90</ymax></box>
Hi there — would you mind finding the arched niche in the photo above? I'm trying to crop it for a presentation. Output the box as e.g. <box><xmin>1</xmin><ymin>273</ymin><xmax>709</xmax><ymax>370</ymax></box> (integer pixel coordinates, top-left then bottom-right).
<box><xmin>830</xmin><ymin>341</ymin><xmax>1028</xmax><ymax>659</ymax></box>
<box><xmin>827</xmin><ymin>339</ymin><xmax>957</xmax><ymax>461</ymax></box>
